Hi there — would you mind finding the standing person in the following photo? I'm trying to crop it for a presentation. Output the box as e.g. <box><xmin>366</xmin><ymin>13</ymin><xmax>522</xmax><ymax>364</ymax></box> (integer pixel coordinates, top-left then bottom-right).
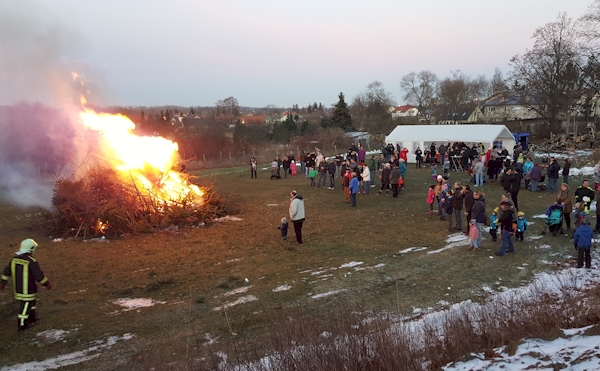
<box><xmin>415</xmin><ymin>147</ymin><xmax>423</xmax><ymax>168</ymax></box>
<box><xmin>316</xmin><ymin>159</ymin><xmax>328</xmax><ymax>188</ymax></box>
<box><xmin>250</xmin><ymin>158</ymin><xmax>258</xmax><ymax>179</ymax></box>
<box><xmin>574</xmin><ymin>179</ymin><xmax>595</xmax><ymax>213</ymax></box>
<box><xmin>529</xmin><ymin>164</ymin><xmax>542</xmax><ymax>192</ymax></box>
<box><xmin>358</xmin><ymin>146</ymin><xmax>366</xmax><ymax>164</ymax></box>
<box><xmin>546</xmin><ymin>157</ymin><xmax>561</xmax><ymax>193</ymax></box>
<box><xmin>335</xmin><ymin>153</ymin><xmax>344</xmax><ymax>178</ymax></box>
<box><xmin>573</xmin><ymin>219</ymin><xmax>594</xmax><ymax>269</ymax></box>
<box><xmin>327</xmin><ymin>159</ymin><xmax>337</xmax><ymax>189</ymax></box>
<box><xmin>282</xmin><ymin>156</ymin><xmax>290</xmax><ymax>178</ymax></box>
<box><xmin>369</xmin><ymin>155</ymin><xmax>377</xmax><ymax>188</ymax></box>
<box><xmin>399</xmin><ymin>159</ymin><xmax>407</xmax><ymax>186</ymax></box>
<box><xmin>470</xmin><ymin>191</ymin><xmax>486</xmax><ymax>250</ymax></box>
<box><xmin>361</xmin><ymin>163</ymin><xmax>371</xmax><ymax>195</ymax></box>
<box><xmin>495</xmin><ymin>201</ymin><xmax>515</xmax><ymax>256</ymax></box>
<box><xmin>343</xmin><ymin>169</ymin><xmax>352</xmax><ymax>203</ymax></box>
<box><xmin>308</xmin><ymin>166</ymin><xmax>317</xmax><ymax>187</ymax></box>
<box><xmin>474</xmin><ymin>158</ymin><xmax>485</xmax><ymax>187</ymax></box>
<box><xmin>277</xmin><ymin>217</ymin><xmax>288</xmax><ymax>242</ymax></box>
<box><xmin>299</xmin><ymin>151</ymin><xmax>307</xmax><ymax>178</ymax></box>
<box><xmin>510</xmin><ymin>169</ymin><xmax>521</xmax><ymax>211</ymax></box>
<box><xmin>0</xmin><ymin>239</ymin><xmax>52</xmax><ymax>331</ymax></box>
<box><xmin>453</xmin><ymin>182</ymin><xmax>463</xmax><ymax>231</ymax></box>
<box><xmin>500</xmin><ymin>168</ymin><xmax>513</xmax><ymax>193</ymax></box>
<box><xmin>515</xmin><ymin>211</ymin><xmax>529</xmax><ymax>241</ymax></box>
<box><xmin>290</xmin><ymin>160</ymin><xmax>297</xmax><ymax>175</ymax></box>
<box><xmin>348</xmin><ymin>173</ymin><xmax>359</xmax><ymax>207</ymax></box>
<box><xmin>523</xmin><ymin>157</ymin><xmax>534</xmax><ymax>189</ymax></box>
<box><xmin>462</xmin><ymin>185</ymin><xmax>474</xmax><ymax>235</ymax></box>
<box><xmin>434</xmin><ymin>176</ymin><xmax>444</xmax><ymax>216</ymax></box>
<box><xmin>556</xmin><ymin>183</ymin><xmax>573</xmax><ymax>231</ymax></box>
<box><xmin>427</xmin><ymin>184</ymin><xmax>435</xmax><ymax>215</ymax></box>
<box><xmin>289</xmin><ymin>190</ymin><xmax>305</xmax><ymax>244</ymax></box>
<box><xmin>443</xmin><ymin>190</ymin><xmax>454</xmax><ymax>232</ymax></box>
<box><xmin>389</xmin><ymin>164</ymin><xmax>401</xmax><ymax>198</ymax></box>
<box><xmin>438</xmin><ymin>143</ymin><xmax>447</xmax><ymax>163</ymax></box>
<box><xmin>431</xmin><ymin>163</ymin><xmax>438</xmax><ymax>182</ymax></box>
<box><xmin>400</xmin><ymin>147</ymin><xmax>409</xmax><ymax>163</ymax></box>
<box><xmin>378</xmin><ymin>163</ymin><xmax>391</xmax><ymax>195</ymax></box>
<box><xmin>562</xmin><ymin>158</ymin><xmax>571</xmax><ymax>184</ymax></box>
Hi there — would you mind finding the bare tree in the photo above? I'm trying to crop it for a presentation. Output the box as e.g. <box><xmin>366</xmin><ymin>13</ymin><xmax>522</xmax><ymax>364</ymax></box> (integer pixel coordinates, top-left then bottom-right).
<box><xmin>350</xmin><ymin>81</ymin><xmax>396</xmax><ymax>133</ymax></box>
<box><xmin>437</xmin><ymin>70</ymin><xmax>472</xmax><ymax>116</ymax></box>
<box><xmin>508</xmin><ymin>13</ymin><xmax>582</xmax><ymax>124</ymax></box>
<box><xmin>490</xmin><ymin>68</ymin><xmax>508</xmax><ymax>95</ymax></box>
<box><xmin>215</xmin><ymin>96</ymin><xmax>240</xmax><ymax>117</ymax></box>
<box><xmin>399</xmin><ymin>71</ymin><xmax>438</xmax><ymax>118</ymax></box>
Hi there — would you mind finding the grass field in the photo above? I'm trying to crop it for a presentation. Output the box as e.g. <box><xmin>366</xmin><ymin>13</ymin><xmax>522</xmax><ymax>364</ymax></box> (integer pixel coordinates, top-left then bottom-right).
<box><xmin>0</xmin><ymin>160</ymin><xmax>597</xmax><ymax>370</ymax></box>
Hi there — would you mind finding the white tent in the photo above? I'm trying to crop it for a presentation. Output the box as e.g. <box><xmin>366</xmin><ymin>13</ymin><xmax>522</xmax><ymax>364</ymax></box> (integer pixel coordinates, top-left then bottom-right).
<box><xmin>384</xmin><ymin>124</ymin><xmax>515</xmax><ymax>163</ymax></box>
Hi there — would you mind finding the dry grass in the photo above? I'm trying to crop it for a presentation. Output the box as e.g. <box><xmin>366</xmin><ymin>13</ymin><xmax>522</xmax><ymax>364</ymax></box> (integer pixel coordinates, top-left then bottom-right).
<box><xmin>0</xmin><ymin>163</ymin><xmax>597</xmax><ymax>370</ymax></box>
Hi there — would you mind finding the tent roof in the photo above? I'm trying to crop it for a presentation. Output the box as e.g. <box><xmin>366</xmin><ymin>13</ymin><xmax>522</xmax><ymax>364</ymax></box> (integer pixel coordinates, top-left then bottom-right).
<box><xmin>385</xmin><ymin>124</ymin><xmax>513</xmax><ymax>143</ymax></box>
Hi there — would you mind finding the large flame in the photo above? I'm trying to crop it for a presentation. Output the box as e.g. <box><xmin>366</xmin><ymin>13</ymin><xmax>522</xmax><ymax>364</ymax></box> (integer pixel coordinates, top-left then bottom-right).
<box><xmin>78</xmin><ymin>104</ymin><xmax>204</xmax><ymax>205</ymax></box>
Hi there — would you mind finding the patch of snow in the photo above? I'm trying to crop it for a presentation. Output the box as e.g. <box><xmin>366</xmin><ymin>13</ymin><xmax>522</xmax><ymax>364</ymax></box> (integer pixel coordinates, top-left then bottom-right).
<box><xmin>311</xmin><ymin>289</ymin><xmax>347</xmax><ymax>299</ymax></box>
<box><xmin>339</xmin><ymin>261</ymin><xmax>363</xmax><ymax>268</ymax></box>
<box><xmin>428</xmin><ymin>233</ymin><xmax>471</xmax><ymax>254</ymax></box>
<box><xmin>0</xmin><ymin>334</ymin><xmax>133</xmax><ymax>371</ymax></box>
<box><xmin>272</xmin><ymin>285</ymin><xmax>292</xmax><ymax>292</ymax></box>
<box><xmin>565</xmin><ymin>166</ymin><xmax>595</xmax><ymax>176</ymax></box>
<box><xmin>525</xmin><ymin>235</ymin><xmax>544</xmax><ymax>241</ymax></box>
<box><xmin>532</xmin><ymin>214</ymin><xmax>547</xmax><ymax>219</ymax></box>
<box><xmin>399</xmin><ymin>247</ymin><xmax>428</xmax><ymax>254</ymax></box>
<box><xmin>52</xmin><ymin>238</ymin><xmax>63</xmax><ymax>243</ymax></box>
<box><xmin>213</xmin><ymin>216</ymin><xmax>243</xmax><ymax>222</ymax></box>
<box><xmin>213</xmin><ymin>295</ymin><xmax>258</xmax><ymax>311</ymax></box>
<box><xmin>223</xmin><ymin>286</ymin><xmax>252</xmax><ymax>296</ymax></box>
<box><xmin>111</xmin><ymin>298</ymin><xmax>166</xmax><ymax>312</ymax></box>
<box><xmin>36</xmin><ymin>329</ymin><xmax>70</xmax><ymax>342</ymax></box>
<box><xmin>267</xmin><ymin>204</ymin><xmax>278</xmax><ymax>206</ymax></box>
<box><xmin>538</xmin><ymin>244</ymin><xmax>552</xmax><ymax>249</ymax></box>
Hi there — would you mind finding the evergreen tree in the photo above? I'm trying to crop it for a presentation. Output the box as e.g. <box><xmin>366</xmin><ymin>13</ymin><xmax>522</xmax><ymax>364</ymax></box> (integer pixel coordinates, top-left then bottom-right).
<box><xmin>313</xmin><ymin>102</ymin><xmax>318</xmax><ymax>111</ymax></box>
<box><xmin>160</xmin><ymin>110</ymin><xmax>164</xmax><ymax>120</ymax></box>
<box><xmin>318</xmin><ymin>103</ymin><xmax>323</xmax><ymax>111</ymax></box>
<box><xmin>330</xmin><ymin>93</ymin><xmax>352</xmax><ymax>131</ymax></box>
<box><xmin>140</xmin><ymin>110</ymin><xmax>145</xmax><ymax>124</ymax></box>
<box><xmin>190</xmin><ymin>107</ymin><xmax>195</xmax><ymax>115</ymax></box>
<box><xmin>300</xmin><ymin>120</ymin><xmax>309</xmax><ymax>135</ymax></box>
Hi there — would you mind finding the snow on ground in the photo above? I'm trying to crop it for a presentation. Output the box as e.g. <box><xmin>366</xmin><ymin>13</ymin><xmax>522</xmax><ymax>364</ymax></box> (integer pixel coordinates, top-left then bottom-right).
<box><xmin>443</xmin><ymin>325</ymin><xmax>600</xmax><ymax>370</ymax></box>
<box><xmin>223</xmin><ymin>286</ymin><xmax>252</xmax><ymax>296</ymax></box>
<box><xmin>428</xmin><ymin>233</ymin><xmax>471</xmax><ymax>254</ymax></box>
<box><xmin>310</xmin><ymin>289</ymin><xmax>347</xmax><ymax>299</ymax></box>
<box><xmin>532</xmin><ymin>214</ymin><xmax>547</xmax><ymax>219</ymax></box>
<box><xmin>339</xmin><ymin>261</ymin><xmax>364</xmax><ymax>269</ymax></box>
<box><xmin>213</xmin><ymin>295</ymin><xmax>258</xmax><ymax>311</ymax></box>
<box><xmin>272</xmin><ymin>285</ymin><xmax>292</xmax><ymax>292</ymax></box>
<box><xmin>565</xmin><ymin>166</ymin><xmax>595</xmax><ymax>176</ymax></box>
<box><xmin>109</xmin><ymin>298</ymin><xmax>166</xmax><ymax>313</ymax></box>
<box><xmin>534</xmin><ymin>150</ymin><xmax>593</xmax><ymax>159</ymax></box>
<box><xmin>0</xmin><ymin>334</ymin><xmax>134</xmax><ymax>371</ymax></box>
<box><xmin>36</xmin><ymin>329</ymin><xmax>71</xmax><ymax>344</ymax></box>
<box><xmin>399</xmin><ymin>247</ymin><xmax>429</xmax><ymax>254</ymax></box>
<box><xmin>525</xmin><ymin>235</ymin><xmax>544</xmax><ymax>241</ymax></box>
<box><xmin>213</xmin><ymin>216</ymin><xmax>243</xmax><ymax>222</ymax></box>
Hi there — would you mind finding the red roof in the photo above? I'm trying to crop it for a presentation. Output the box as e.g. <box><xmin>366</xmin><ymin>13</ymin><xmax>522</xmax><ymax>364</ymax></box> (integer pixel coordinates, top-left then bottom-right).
<box><xmin>241</xmin><ymin>115</ymin><xmax>266</xmax><ymax>125</ymax></box>
<box><xmin>396</xmin><ymin>105</ymin><xmax>416</xmax><ymax>113</ymax></box>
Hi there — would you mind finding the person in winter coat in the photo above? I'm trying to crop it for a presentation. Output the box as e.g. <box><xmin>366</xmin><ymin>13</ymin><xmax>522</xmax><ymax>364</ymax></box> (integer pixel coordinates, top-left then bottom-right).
<box><xmin>414</xmin><ymin>147</ymin><xmax>423</xmax><ymax>168</ymax></box>
<box><xmin>515</xmin><ymin>211</ymin><xmax>529</xmax><ymax>241</ymax></box>
<box><xmin>0</xmin><ymin>239</ymin><xmax>52</xmax><ymax>331</ymax></box>
<box><xmin>489</xmin><ymin>207</ymin><xmax>499</xmax><ymax>241</ymax></box>
<box><xmin>556</xmin><ymin>183</ymin><xmax>573</xmax><ymax>230</ymax></box>
<box><xmin>473</xmin><ymin>158</ymin><xmax>485</xmax><ymax>187</ymax></box>
<box><xmin>378</xmin><ymin>163</ymin><xmax>391</xmax><ymax>195</ymax></box>
<box><xmin>510</xmin><ymin>169</ymin><xmax>522</xmax><ymax>211</ymax></box>
<box><xmin>389</xmin><ymin>164</ymin><xmax>401</xmax><ymax>198</ymax></box>
<box><xmin>499</xmin><ymin>168</ymin><xmax>513</xmax><ymax>192</ymax></box>
<box><xmin>529</xmin><ymin>164</ymin><xmax>542</xmax><ymax>192</ymax></box>
<box><xmin>573</xmin><ymin>219</ymin><xmax>594</xmax><ymax>268</ymax></box>
<box><xmin>496</xmin><ymin>201</ymin><xmax>515</xmax><ymax>256</ymax></box>
<box><xmin>250</xmin><ymin>158</ymin><xmax>258</xmax><ymax>179</ymax></box>
<box><xmin>453</xmin><ymin>182</ymin><xmax>464</xmax><ymax>230</ymax></box>
<box><xmin>574</xmin><ymin>179</ymin><xmax>595</xmax><ymax>213</ymax></box>
<box><xmin>369</xmin><ymin>156</ymin><xmax>377</xmax><ymax>188</ymax></box>
<box><xmin>469</xmin><ymin>219</ymin><xmax>480</xmax><ymax>250</ymax></box>
<box><xmin>342</xmin><ymin>169</ymin><xmax>352</xmax><ymax>203</ymax></box>
<box><xmin>443</xmin><ymin>190</ymin><xmax>454</xmax><ymax>231</ymax></box>
<box><xmin>469</xmin><ymin>191</ymin><xmax>486</xmax><ymax>250</ymax></box>
<box><xmin>289</xmin><ymin>190</ymin><xmax>305</xmax><ymax>244</ymax></box>
<box><xmin>427</xmin><ymin>184</ymin><xmax>435</xmax><ymax>214</ymax></box>
<box><xmin>462</xmin><ymin>185</ymin><xmax>474</xmax><ymax>234</ymax></box>
<box><xmin>316</xmin><ymin>160</ymin><xmax>328</xmax><ymax>188</ymax></box>
<box><xmin>434</xmin><ymin>176</ymin><xmax>444</xmax><ymax>216</ymax></box>
<box><xmin>361</xmin><ymin>164</ymin><xmax>371</xmax><ymax>195</ymax></box>
<box><xmin>327</xmin><ymin>159</ymin><xmax>337</xmax><ymax>189</ymax></box>
<box><xmin>562</xmin><ymin>158</ymin><xmax>571</xmax><ymax>184</ymax></box>
<box><xmin>399</xmin><ymin>159</ymin><xmax>407</xmax><ymax>181</ymax></box>
<box><xmin>282</xmin><ymin>157</ymin><xmax>290</xmax><ymax>178</ymax></box>
<box><xmin>290</xmin><ymin>160</ymin><xmax>297</xmax><ymax>176</ymax></box>
<box><xmin>348</xmin><ymin>173</ymin><xmax>359</xmax><ymax>207</ymax></box>
<box><xmin>400</xmin><ymin>147</ymin><xmax>409</xmax><ymax>163</ymax></box>
<box><xmin>546</xmin><ymin>157</ymin><xmax>561</xmax><ymax>193</ymax></box>
<box><xmin>277</xmin><ymin>217</ymin><xmax>288</xmax><ymax>241</ymax></box>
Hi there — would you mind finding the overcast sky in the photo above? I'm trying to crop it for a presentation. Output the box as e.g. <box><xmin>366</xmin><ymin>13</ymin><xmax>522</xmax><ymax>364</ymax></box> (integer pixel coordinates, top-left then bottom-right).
<box><xmin>0</xmin><ymin>0</ymin><xmax>595</xmax><ymax>109</ymax></box>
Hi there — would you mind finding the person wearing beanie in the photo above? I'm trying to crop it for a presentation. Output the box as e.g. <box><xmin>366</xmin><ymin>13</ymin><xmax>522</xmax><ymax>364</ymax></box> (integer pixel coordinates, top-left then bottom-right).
<box><xmin>0</xmin><ymin>238</ymin><xmax>52</xmax><ymax>331</ymax></box>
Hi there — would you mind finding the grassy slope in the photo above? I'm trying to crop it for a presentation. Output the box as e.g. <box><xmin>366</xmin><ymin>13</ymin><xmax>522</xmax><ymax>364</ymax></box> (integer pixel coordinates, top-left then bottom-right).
<box><xmin>0</xmin><ymin>165</ymin><xmax>583</xmax><ymax>369</ymax></box>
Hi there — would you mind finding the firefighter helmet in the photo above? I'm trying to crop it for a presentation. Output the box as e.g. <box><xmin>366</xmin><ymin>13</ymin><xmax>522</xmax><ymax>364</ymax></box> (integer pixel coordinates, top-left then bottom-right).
<box><xmin>19</xmin><ymin>238</ymin><xmax>38</xmax><ymax>254</ymax></box>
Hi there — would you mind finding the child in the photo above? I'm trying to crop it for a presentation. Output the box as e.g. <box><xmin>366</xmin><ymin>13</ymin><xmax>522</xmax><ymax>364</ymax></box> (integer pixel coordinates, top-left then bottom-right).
<box><xmin>277</xmin><ymin>217</ymin><xmax>288</xmax><ymax>241</ymax></box>
<box><xmin>573</xmin><ymin>219</ymin><xmax>594</xmax><ymax>268</ymax></box>
<box><xmin>489</xmin><ymin>207</ymin><xmax>499</xmax><ymax>241</ymax></box>
<box><xmin>398</xmin><ymin>176</ymin><xmax>405</xmax><ymax>194</ymax></box>
<box><xmin>427</xmin><ymin>184</ymin><xmax>435</xmax><ymax>215</ymax></box>
<box><xmin>250</xmin><ymin>158</ymin><xmax>258</xmax><ymax>179</ymax></box>
<box><xmin>443</xmin><ymin>156</ymin><xmax>450</xmax><ymax>176</ymax></box>
<box><xmin>443</xmin><ymin>190</ymin><xmax>454</xmax><ymax>231</ymax></box>
<box><xmin>515</xmin><ymin>211</ymin><xmax>529</xmax><ymax>241</ymax></box>
<box><xmin>572</xmin><ymin>202</ymin><xmax>588</xmax><ymax>235</ymax></box>
<box><xmin>308</xmin><ymin>166</ymin><xmax>317</xmax><ymax>187</ymax></box>
<box><xmin>290</xmin><ymin>160</ymin><xmax>297</xmax><ymax>175</ymax></box>
<box><xmin>431</xmin><ymin>164</ymin><xmax>438</xmax><ymax>182</ymax></box>
<box><xmin>469</xmin><ymin>219</ymin><xmax>480</xmax><ymax>250</ymax></box>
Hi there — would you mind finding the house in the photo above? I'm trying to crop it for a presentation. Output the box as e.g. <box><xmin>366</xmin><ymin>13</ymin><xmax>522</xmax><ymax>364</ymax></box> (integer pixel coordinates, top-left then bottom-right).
<box><xmin>240</xmin><ymin>115</ymin><xmax>266</xmax><ymax>125</ymax></box>
<box><xmin>481</xmin><ymin>93</ymin><xmax>543</xmax><ymax>123</ymax></box>
<box><xmin>391</xmin><ymin>105</ymin><xmax>419</xmax><ymax>119</ymax></box>
<box><xmin>435</xmin><ymin>105</ymin><xmax>483</xmax><ymax>124</ymax></box>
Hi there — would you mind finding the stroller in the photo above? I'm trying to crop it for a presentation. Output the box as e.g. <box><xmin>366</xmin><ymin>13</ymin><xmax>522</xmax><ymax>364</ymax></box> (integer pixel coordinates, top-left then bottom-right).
<box><xmin>541</xmin><ymin>203</ymin><xmax>564</xmax><ymax>236</ymax></box>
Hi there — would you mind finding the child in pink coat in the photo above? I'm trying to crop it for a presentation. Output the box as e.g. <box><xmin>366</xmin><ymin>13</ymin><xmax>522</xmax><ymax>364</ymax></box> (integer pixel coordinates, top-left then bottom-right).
<box><xmin>469</xmin><ymin>219</ymin><xmax>480</xmax><ymax>250</ymax></box>
<box><xmin>427</xmin><ymin>184</ymin><xmax>435</xmax><ymax>215</ymax></box>
<box><xmin>290</xmin><ymin>160</ymin><xmax>297</xmax><ymax>175</ymax></box>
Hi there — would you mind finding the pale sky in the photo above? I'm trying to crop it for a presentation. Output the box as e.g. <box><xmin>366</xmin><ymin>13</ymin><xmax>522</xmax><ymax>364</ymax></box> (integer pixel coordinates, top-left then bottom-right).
<box><xmin>0</xmin><ymin>0</ymin><xmax>595</xmax><ymax>108</ymax></box>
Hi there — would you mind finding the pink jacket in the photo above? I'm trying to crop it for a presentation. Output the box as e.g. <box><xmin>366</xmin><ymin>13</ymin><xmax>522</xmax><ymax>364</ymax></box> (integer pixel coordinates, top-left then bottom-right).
<box><xmin>469</xmin><ymin>223</ymin><xmax>479</xmax><ymax>241</ymax></box>
<box><xmin>427</xmin><ymin>189</ymin><xmax>435</xmax><ymax>204</ymax></box>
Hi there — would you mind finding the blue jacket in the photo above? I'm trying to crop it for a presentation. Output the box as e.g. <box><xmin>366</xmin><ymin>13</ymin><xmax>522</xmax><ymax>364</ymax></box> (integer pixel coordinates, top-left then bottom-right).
<box><xmin>516</xmin><ymin>217</ymin><xmax>528</xmax><ymax>232</ymax></box>
<box><xmin>573</xmin><ymin>224</ymin><xmax>594</xmax><ymax>249</ymax></box>
<box><xmin>399</xmin><ymin>162</ymin><xmax>407</xmax><ymax>177</ymax></box>
<box><xmin>349</xmin><ymin>177</ymin><xmax>359</xmax><ymax>194</ymax></box>
<box><xmin>489</xmin><ymin>213</ymin><xmax>498</xmax><ymax>230</ymax></box>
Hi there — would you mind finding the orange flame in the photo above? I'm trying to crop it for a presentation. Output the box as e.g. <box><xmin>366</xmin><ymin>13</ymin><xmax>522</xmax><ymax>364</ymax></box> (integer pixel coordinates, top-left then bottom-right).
<box><xmin>78</xmin><ymin>106</ymin><xmax>204</xmax><ymax>205</ymax></box>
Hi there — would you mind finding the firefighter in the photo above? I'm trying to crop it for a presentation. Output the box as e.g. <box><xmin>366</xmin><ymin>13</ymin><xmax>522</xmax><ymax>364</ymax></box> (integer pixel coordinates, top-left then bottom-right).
<box><xmin>0</xmin><ymin>238</ymin><xmax>52</xmax><ymax>331</ymax></box>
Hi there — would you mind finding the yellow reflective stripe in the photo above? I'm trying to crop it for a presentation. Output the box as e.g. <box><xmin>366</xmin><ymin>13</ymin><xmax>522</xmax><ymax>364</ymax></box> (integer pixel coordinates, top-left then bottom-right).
<box><xmin>19</xmin><ymin>302</ymin><xmax>30</xmax><ymax>320</ymax></box>
<box><xmin>40</xmin><ymin>277</ymin><xmax>48</xmax><ymax>285</ymax></box>
<box><xmin>11</xmin><ymin>258</ymin><xmax>30</xmax><ymax>297</ymax></box>
<box><xmin>15</xmin><ymin>293</ymin><xmax>36</xmax><ymax>301</ymax></box>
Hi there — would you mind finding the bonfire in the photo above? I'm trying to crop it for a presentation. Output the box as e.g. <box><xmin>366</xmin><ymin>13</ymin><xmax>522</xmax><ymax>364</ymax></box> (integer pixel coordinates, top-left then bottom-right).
<box><xmin>50</xmin><ymin>103</ymin><xmax>226</xmax><ymax>238</ymax></box>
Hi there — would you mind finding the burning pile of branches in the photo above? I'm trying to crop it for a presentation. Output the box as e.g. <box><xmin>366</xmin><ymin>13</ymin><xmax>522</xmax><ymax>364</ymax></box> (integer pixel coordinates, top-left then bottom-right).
<box><xmin>50</xmin><ymin>166</ymin><xmax>227</xmax><ymax>238</ymax></box>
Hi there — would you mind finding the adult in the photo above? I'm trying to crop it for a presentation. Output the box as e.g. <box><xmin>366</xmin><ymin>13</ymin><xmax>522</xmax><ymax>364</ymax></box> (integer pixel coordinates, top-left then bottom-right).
<box><xmin>529</xmin><ymin>164</ymin><xmax>542</xmax><ymax>192</ymax></box>
<box><xmin>368</xmin><ymin>155</ymin><xmax>377</xmax><ymax>188</ymax></box>
<box><xmin>510</xmin><ymin>168</ymin><xmax>522</xmax><ymax>211</ymax></box>
<box><xmin>305</xmin><ymin>153</ymin><xmax>316</xmax><ymax>178</ymax></box>
<box><xmin>0</xmin><ymin>238</ymin><xmax>52</xmax><ymax>331</ymax></box>
<box><xmin>299</xmin><ymin>151</ymin><xmax>307</xmax><ymax>178</ymax></box>
<box><xmin>358</xmin><ymin>146</ymin><xmax>366</xmax><ymax>164</ymax></box>
<box><xmin>327</xmin><ymin>159</ymin><xmax>337</xmax><ymax>189</ymax></box>
<box><xmin>438</xmin><ymin>143</ymin><xmax>447</xmax><ymax>163</ymax></box>
<box><xmin>523</xmin><ymin>157</ymin><xmax>534</xmax><ymax>189</ymax></box>
<box><xmin>348</xmin><ymin>173</ymin><xmax>359</xmax><ymax>207</ymax></box>
<box><xmin>556</xmin><ymin>183</ymin><xmax>573</xmax><ymax>231</ymax></box>
<box><xmin>470</xmin><ymin>190</ymin><xmax>487</xmax><ymax>250</ymax></box>
<box><xmin>282</xmin><ymin>156</ymin><xmax>290</xmax><ymax>178</ymax></box>
<box><xmin>361</xmin><ymin>163</ymin><xmax>371</xmax><ymax>195</ymax></box>
<box><xmin>414</xmin><ymin>147</ymin><xmax>423</xmax><ymax>169</ymax></box>
<box><xmin>496</xmin><ymin>201</ymin><xmax>515</xmax><ymax>256</ymax></box>
<box><xmin>430</xmin><ymin>142</ymin><xmax>437</xmax><ymax>162</ymax></box>
<box><xmin>573</xmin><ymin>219</ymin><xmax>594</xmax><ymax>269</ymax></box>
<box><xmin>389</xmin><ymin>164</ymin><xmax>401</xmax><ymax>198</ymax></box>
<box><xmin>342</xmin><ymin>169</ymin><xmax>351</xmax><ymax>203</ymax></box>
<box><xmin>334</xmin><ymin>153</ymin><xmax>344</xmax><ymax>178</ymax></box>
<box><xmin>574</xmin><ymin>179</ymin><xmax>595</xmax><ymax>213</ymax></box>
<box><xmin>453</xmin><ymin>182</ymin><xmax>464</xmax><ymax>231</ymax></box>
<box><xmin>400</xmin><ymin>147</ymin><xmax>409</xmax><ymax>163</ymax></box>
<box><xmin>499</xmin><ymin>168</ymin><xmax>513</xmax><ymax>193</ymax></box>
<box><xmin>546</xmin><ymin>157</ymin><xmax>561</xmax><ymax>193</ymax></box>
<box><xmin>289</xmin><ymin>190</ymin><xmax>305</xmax><ymax>244</ymax></box>
<box><xmin>473</xmin><ymin>158</ymin><xmax>485</xmax><ymax>187</ymax></box>
<box><xmin>317</xmin><ymin>158</ymin><xmax>328</xmax><ymax>188</ymax></box>
<box><xmin>462</xmin><ymin>185</ymin><xmax>474</xmax><ymax>235</ymax></box>
<box><xmin>434</xmin><ymin>176</ymin><xmax>444</xmax><ymax>216</ymax></box>
<box><xmin>378</xmin><ymin>163</ymin><xmax>391</xmax><ymax>195</ymax></box>
<box><xmin>315</xmin><ymin>148</ymin><xmax>324</xmax><ymax>169</ymax></box>
<box><xmin>562</xmin><ymin>158</ymin><xmax>571</xmax><ymax>185</ymax></box>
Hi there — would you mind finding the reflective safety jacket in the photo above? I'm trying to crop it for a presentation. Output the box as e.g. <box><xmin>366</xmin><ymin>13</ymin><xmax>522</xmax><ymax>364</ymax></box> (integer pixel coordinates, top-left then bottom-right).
<box><xmin>1</xmin><ymin>254</ymin><xmax>49</xmax><ymax>301</ymax></box>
